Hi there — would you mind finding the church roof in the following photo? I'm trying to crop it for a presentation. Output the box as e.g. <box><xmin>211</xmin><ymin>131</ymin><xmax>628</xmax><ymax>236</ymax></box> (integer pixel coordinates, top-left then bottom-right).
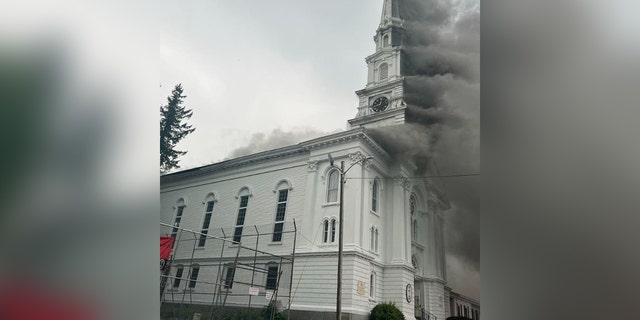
<box><xmin>161</xmin><ymin>127</ymin><xmax>391</xmax><ymax>183</ymax></box>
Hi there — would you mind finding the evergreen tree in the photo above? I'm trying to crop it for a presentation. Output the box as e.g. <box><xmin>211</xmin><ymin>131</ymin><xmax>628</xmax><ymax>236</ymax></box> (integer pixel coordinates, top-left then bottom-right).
<box><xmin>160</xmin><ymin>84</ymin><xmax>195</xmax><ymax>172</ymax></box>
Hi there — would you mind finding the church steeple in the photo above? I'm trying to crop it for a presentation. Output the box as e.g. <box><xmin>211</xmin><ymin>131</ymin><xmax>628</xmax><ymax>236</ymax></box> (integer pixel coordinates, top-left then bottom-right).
<box><xmin>348</xmin><ymin>0</ymin><xmax>407</xmax><ymax>129</ymax></box>
<box><xmin>380</xmin><ymin>0</ymin><xmax>402</xmax><ymax>27</ymax></box>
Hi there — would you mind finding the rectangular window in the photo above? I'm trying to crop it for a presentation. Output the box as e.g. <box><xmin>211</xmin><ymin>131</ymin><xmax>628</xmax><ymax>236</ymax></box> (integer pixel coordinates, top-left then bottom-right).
<box><xmin>171</xmin><ymin>206</ymin><xmax>185</xmax><ymax>239</ymax></box>
<box><xmin>173</xmin><ymin>266</ymin><xmax>184</xmax><ymax>288</ymax></box>
<box><xmin>188</xmin><ymin>266</ymin><xmax>199</xmax><ymax>288</ymax></box>
<box><xmin>233</xmin><ymin>196</ymin><xmax>249</xmax><ymax>243</ymax></box>
<box><xmin>224</xmin><ymin>266</ymin><xmax>235</xmax><ymax>289</ymax></box>
<box><xmin>198</xmin><ymin>201</ymin><xmax>215</xmax><ymax>247</ymax></box>
<box><xmin>265</xmin><ymin>266</ymin><xmax>279</xmax><ymax>290</ymax></box>
<box><xmin>272</xmin><ymin>190</ymin><xmax>288</xmax><ymax>242</ymax></box>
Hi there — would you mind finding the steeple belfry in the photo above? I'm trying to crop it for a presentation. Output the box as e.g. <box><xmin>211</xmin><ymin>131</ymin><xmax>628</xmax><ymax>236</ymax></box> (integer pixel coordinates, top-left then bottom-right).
<box><xmin>348</xmin><ymin>0</ymin><xmax>407</xmax><ymax>130</ymax></box>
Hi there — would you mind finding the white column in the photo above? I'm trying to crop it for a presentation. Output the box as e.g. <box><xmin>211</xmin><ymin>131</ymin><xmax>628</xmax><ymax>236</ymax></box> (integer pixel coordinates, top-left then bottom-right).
<box><xmin>390</xmin><ymin>176</ymin><xmax>409</xmax><ymax>264</ymax></box>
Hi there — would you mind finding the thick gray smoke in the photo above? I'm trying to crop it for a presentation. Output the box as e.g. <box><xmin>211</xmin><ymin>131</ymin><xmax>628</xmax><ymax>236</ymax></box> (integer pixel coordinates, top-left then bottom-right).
<box><xmin>227</xmin><ymin>128</ymin><xmax>333</xmax><ymax>159</ymax></box>
<box><xmin>370</xmin><ymin>0</ymin><xmax>479</xmax><ymax>297</ymax></box>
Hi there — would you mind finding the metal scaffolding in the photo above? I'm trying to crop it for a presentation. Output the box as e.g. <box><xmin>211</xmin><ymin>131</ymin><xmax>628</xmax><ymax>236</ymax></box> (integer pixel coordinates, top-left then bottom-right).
<box><xmin>160</xmin><ymin>220</ymin><xmax>297</xmax><ymax>320</ymax></box>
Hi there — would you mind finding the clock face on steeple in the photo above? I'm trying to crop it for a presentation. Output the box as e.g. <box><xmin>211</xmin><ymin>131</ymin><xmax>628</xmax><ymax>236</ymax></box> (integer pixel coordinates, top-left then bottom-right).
<box><xmin>370</xmin><ymin>96</ymin><xmax>389</xmax><ymax>112</ymax></box>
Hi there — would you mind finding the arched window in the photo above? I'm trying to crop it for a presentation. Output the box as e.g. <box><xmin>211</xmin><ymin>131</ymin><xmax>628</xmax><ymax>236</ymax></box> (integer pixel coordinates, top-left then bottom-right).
<box><xmin>379</xmin><ymin>63</ymin><xmax>388</xmax><ymax>80</ymax></box>
<box><xmin>372</xmin><ymin>179</ymin><xmax>379</xmax><ymax>212</ymax></box>
<box><xmin>272</xmin><ymin>181</ymin><xmax>290</xmax><ymax>242</ymax></box>
<box><xmin>374</xmin><ymin>228</ymin><xmax>379</xmax><ymax>252</ymax></box>
<box><xmin>233</xmin><ymin>188</ymin><xmax>251</xmax><ymax>243</ymax></box>
<box><xmin>198</xmin><ymin>194</ymin><xmax>216</xmax><ymax>247</ymax></box>
<box><xmin>323</xmin><ymin>220</ymin><xmax>329</xmax><ymax>243</ymax></box>
<box><xmin>413</xmin><ymin>219</ymin><xmax>418</xmax><ymax>241</ymax></box>
<box><xmin>188</xmin><ymin>264</ymin><xmax>200</xmax><ymax>289</ymax></box>
<box><xmin>410</xmin><ymin>194</ymin><xmax>417</xmax><ymax>216</ymax></box>
<box><xmin>369</xmin><ymin>273</ymin><xmax>376</xmax><ymax>298</ymax></box>
<box><xmin>171</xmin><ymin>198</ymin><xmax>186</xmax><ymax>239</ymax></box>
<box><xmin>370</xmin><ymin>226</ymin><xmax>379</xmax><ymax>253</ymax></box>
<box><xmin>370</xmin><ymin>226</ymin><xmax>375</xmax><ymax>251</ymax></box>
<box><xmin>383</xmin><ymin>34</ymin><xmax>389</xmax><ymax>47</ymax></box>
<box><xmin>173</xmin><ymin>265</ymin><xmax>184</xmax><ymax>288</ymax></box>
<box><xmin>323</xmin><ymin>218</ymin><xmax>337</xmax><ymax>243</ymax></box>
<box><xmin>331</xmin><ymin>218</ymin><xmax>337</xmax><ymax>242</ymax></box>
<box><xmin>326</xmin><ymin>170</ymin><xmax>340</xmax><ymax>203</ymax></box>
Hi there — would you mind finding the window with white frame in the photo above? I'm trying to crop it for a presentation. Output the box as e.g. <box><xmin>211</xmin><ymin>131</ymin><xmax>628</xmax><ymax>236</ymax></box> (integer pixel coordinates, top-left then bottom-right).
<box><xmin>410</xmin><ymin>194</ymin><xmax>417</xmax><ymax>241</ymax></box>
<box><xmin>265</xmin><ymin>263</ymin><xmax>279</xmax><ymax>290</ymax></box>
<box><xmin>323</xmin><ymin>218</ymin><xmax>337</xmax><ymax>243</ymax></box>
<box><xmin>412</xmin><ymin>219</ymin><xmax>418</xmax><ymax>241</ymax></box>
<box><xmin>233</xmin><ymin>194</ymin><xmax>250</xmax><ymax>243</ymax></box>
<box><xmin>370</xmin><ymin>226</ymin><xmax>375</xmax><ymax>251</ymax></box>
<box><xmin>326</xmin><ymin>169</ymin><xmax>340</xmax><ymax>203</ymax></box>
<box><xmin>188</xmin><ymin>264</ymin><xmax>199</xmax><ymax>289</ymax></box>
<box><xmin>331</xmin><ymin>218</ymin><xmax>337</xmax><ymax>242</ymax></box>
<box><xmin>372</xmin><ymin>179</ymin><xmax>379</xmax><ymax>212</ymax></box>
<box><xmin>224</xmin><ymin>265</ymin><xmax>235</xmax><ymax>289</ymax></box>
<box><xmin>379</xmin><ymin>63</ymin><xmax>388</xmax><ymax>80</ymax></box>
<box><xmin>198</xmin><ymin>197</ymin><xmax>215</xmax><ymax>247</ymax></box>
<box><xmin>370</xmin><ymin>226</ymin><xmax>379</xmax><ymax>252</ymax></box>
<box><xmin>369</xmin><ymin>272</ymin><xmax>375</xmax><ymax>298</ymax></box>
<box><xmin>173</xmin><ymin>265</ymin><xmax>184</xmax><ymax>288</ymax></box>
<box><xmin>272</xmin><ymin>187</ymin><xmax>289</xmax><ymax>242</ymax></box>
<box><xmin>374</xmin><ymin>228</ymin><xmax>379</xmax><ymax>252</ymax></box>
<box><xmin>171</xmin><ymin>199</ymin><xmax>186</xmax><ymax>239</ymax></box>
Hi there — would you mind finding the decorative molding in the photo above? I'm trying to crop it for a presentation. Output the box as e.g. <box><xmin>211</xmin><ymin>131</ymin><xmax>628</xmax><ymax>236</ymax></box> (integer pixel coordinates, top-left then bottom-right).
<box><xmin>394</xmin><ymin>175</ymin><xmax>410</xmax><ymax>190</ymax></box>
<box><xmin>348</xmin><ymin>151</ymin><xmax>366</xmax><ymax>164</ymax></box>
<box><xmin>307</xmin><ymin>160</ymin><xmax>318</xmax><ymax>172</ymax></box>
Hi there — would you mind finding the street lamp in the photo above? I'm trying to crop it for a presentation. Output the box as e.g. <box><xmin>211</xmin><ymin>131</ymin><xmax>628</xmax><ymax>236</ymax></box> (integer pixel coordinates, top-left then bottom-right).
<box><xmin>328</xmin><ymin>153</ymin><xmax>373</xmax><ymax>320</ymax></box>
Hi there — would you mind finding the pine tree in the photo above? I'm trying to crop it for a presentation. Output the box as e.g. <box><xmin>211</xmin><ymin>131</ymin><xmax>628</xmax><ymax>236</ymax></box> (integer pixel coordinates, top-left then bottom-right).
<box><xmin>160</xmin><ymin>84</ymin><xmax>195</xmax><ymax>173</ymax></box>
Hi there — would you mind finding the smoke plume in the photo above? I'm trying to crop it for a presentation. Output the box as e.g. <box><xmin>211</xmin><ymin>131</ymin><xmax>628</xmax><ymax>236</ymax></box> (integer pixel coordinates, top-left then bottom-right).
<box><xmin>227</xmin><ymin>128</ymin><xmax>333</xmax><ymax>159</ymax></box>
<box><xmin>372</xmin><ymin>0</ymin><xmax>479</xmax><ymax>297</ymax></box>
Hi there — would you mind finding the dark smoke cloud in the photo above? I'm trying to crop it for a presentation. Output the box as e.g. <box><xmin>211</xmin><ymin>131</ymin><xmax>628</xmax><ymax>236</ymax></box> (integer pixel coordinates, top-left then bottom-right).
<box><xmin>375</xmin><ymin>0</ymin><xmax>479</xmax><ymax>297</ymax></box>
<box><xmin>227</xmin><ymin>128</ymin><xmax>334</xmax><ymax>159</ymax></box>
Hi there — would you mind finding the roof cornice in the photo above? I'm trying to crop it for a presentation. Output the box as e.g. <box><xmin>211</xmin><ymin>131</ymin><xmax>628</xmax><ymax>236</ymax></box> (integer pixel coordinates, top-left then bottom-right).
<box><xmin>161</xmin><ymin>128</ymin><xmax>392</xmax><ymax>183</ymax></box>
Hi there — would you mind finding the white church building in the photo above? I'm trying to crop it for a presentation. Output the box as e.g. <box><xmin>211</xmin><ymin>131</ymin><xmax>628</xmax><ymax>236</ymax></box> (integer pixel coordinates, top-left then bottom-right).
<box><xmin>161</xmin><ymin>1</ymin><xmax>478</xmax><ymax>319</ymax></box>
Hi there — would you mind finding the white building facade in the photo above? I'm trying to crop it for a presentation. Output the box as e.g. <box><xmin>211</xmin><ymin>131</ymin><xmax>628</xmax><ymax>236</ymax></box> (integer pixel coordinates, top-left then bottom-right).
<box><xmin>161</xmin><ymin>1</ymin><xmax>475</xmax><ymax>319</ymax></box>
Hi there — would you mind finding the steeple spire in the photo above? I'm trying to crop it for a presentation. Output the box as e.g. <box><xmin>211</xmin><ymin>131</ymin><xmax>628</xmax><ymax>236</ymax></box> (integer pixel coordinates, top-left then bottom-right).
<box><xmin>379</xmin><ymin>0</ymin><xmax>402</xmax><ymax>28</ymax></box>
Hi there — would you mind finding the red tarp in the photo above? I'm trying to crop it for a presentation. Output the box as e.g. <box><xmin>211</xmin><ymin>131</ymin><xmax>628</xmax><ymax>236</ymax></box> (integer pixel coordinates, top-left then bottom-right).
<box><xmin>160</xmin><ymin>236</ymin><xmax>174</xmax><ymax>260</ymax></box>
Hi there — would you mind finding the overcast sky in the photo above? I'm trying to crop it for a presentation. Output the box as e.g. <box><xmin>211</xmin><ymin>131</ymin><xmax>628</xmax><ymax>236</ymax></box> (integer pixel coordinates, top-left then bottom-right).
<box><xmin>160</xmin><ymin>0</ymin><xmax>383</xmax><ymax>169</ymax></box>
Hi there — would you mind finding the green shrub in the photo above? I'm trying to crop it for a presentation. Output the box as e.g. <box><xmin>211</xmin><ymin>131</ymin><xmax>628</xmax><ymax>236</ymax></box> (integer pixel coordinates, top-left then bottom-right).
<box><xmin>369</xmin><ymin>302</ymin><xmax>405</xmax><ymax>320</ymax></box>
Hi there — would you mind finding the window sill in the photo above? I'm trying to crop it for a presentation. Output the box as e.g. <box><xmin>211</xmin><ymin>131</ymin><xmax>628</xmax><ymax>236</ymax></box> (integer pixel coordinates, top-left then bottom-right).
<box><xmin>321</xmin><ymin>202</ymin><xmax>339</xmax><ymax>208</ymax></box>
<box><xmin>412</xmin><ymin>241</ymin><xmax>424</xmax><ymax>250</ymax></box>
<box><xmin>369</xmin><ymin>210</ymin><xmax>380</xmax><ymax>217</ymax></box>
<box><xmin>268</xmin><ymin>242</ymin><xmax>283</xmax><ymax>246</ymax></box>
<box><xmin>318</xmin><ymin>243</ymin><xmax>337</xmax><ymax>248</ymax></box>
<box><xmin>368</xmin><ymin>250</ymin><xmax>379</xmax><ymax>256</ymax></box>
<box><xmin>195</xmin><ymin>246</ymin><xmax>205</xmax><ymax>250</ymax></box>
